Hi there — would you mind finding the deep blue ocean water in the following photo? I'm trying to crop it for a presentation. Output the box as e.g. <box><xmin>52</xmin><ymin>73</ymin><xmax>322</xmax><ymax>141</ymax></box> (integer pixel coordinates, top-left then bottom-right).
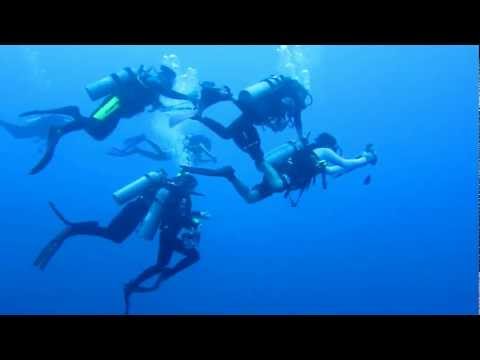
<box><xmin>0</xmin><ymin>45</ymin><xmax>477</xmax><ymax>314</ymax></box>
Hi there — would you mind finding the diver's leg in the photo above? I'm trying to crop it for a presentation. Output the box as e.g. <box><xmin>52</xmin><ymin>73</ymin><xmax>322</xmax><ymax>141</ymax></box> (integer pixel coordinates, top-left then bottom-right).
<box><xmin>157</xmin><ymin>249</ymin><xmax>200</xmax><ymax>286</ymax></box>
<box><xmin>34</xmin><ymin>198</ymin><xmax>150</xmax><ymax>270</ymax></box>
<box><xmin>125</xmin><ymin>238</ymin><xmax>199</xmax><ymax>298</ymax></box>
<box><xmin>0</xmin><ymin>120</ymin><xmax>36</xmax><ymax>139</ymax></box>
<box><xmin>231</xmin><ymin>122</ymin><xmax>265</xmax><ymax>164</ymax></box>
<box><xmin>123</xmin><ymin>227</ymin><xmax>177</xmax><ymax>313</ymax></box>
<box><xmin>182</xmin><ymin>165</ymin><xmax>262</xmax><ymax>204</ymax></box>
<box><xmin>256</xmin><ymin>161</ymin><xmax>285</xmax><ymax>192</ymax></box>
<box><xmin>84</xmin><ymin>115</ymin><xmax>121</xmax><ymax>141</ymax></box>
<box><xmin>195</xmin><ymin>116</ymin><xmax>234</xmax><ymax>139</ymax></box>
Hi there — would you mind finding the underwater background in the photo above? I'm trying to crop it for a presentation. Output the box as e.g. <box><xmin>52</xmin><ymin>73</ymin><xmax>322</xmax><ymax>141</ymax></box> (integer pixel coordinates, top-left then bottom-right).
<box><xmin>0</xmin><ymin>45</ymin><xmax>477</xmax><ymax>315</ymax></box>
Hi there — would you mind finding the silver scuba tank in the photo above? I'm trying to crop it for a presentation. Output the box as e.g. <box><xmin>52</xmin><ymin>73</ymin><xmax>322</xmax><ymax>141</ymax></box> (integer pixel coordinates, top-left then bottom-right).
<box><xmin>139</xmin><ymin>188</ymin><xmax>170</xmax><ymax>241</ymax></box>
<box><xmin>85</xmin><ymin>67</ymin><xmax>139</xmax><ymax>101</ymax></box>
<box><xmin>237</xmin><ymin>75</ymin><xmax>286</xmax><ymax>107</ymax></box>
<box><xmin>264</xmin><ymin>140</ymin><xmax>304</xmax><ymax>168</ymax></box>
<box><xmin>112</xmin><ymin>170</ymin><xmax>167</xmax><ymax>205</ymax></box>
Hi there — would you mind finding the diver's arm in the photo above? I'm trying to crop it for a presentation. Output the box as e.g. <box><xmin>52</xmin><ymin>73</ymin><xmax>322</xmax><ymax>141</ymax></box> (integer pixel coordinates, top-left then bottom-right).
<box><xmin>324</xmin><ymin>165</ymin><xmax>349</xmax><ymax>177</ymax></box>
<box><xmin>317</xmin><ymin>149</ymin><xmax>376</xmax><ymax>178</ymax></box>
<box><xmin>314</xmin><ymin>148</ymin><xmax>370</xmax><ymax>170</ymax></box>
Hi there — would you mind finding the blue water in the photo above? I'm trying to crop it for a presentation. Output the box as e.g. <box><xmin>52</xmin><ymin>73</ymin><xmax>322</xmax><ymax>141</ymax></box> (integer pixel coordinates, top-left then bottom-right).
<box><xmin>0</xmin><ymin>45</ymin><xmax>477</xmax><ymax>315</ymax></box>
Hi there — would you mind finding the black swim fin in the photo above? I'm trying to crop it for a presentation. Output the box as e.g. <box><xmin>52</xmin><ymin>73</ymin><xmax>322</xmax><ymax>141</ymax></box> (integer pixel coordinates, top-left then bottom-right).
<box><xmin>197</xmin><ymin>83</ymin><xmax>233</xmax><ymax>114</ymax></box>
<box><xmin>20</xmin><ymin>106</ymin><xmax>81</xmax><ymax>119</ymax></box>
<box><xmin>123</xmin><ymin>282</ymin><xmax>134</xmax><ymax>315</ymax></box>
<box><xmin>33</xmin><ymin>227</ymin><xmax>74</xmax><ymax>271</ymax></box>
<box><xmin>29</xmin><ymin>126</ymin><xmax>62</xmax><ymax>175</ymax></box>
<box><xmin>0</xmin><ymin>119</ymin><xmax>34</xmax><ymax>139</ymax></box>
<box><xmin>33</xmin><ymin>202</ymin><xmax>99</xmax><ymax>271</ymax></box>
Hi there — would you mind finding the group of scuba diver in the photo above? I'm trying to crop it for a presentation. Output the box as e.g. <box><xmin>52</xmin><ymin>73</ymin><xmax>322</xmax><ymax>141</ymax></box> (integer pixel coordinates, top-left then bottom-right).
<box><xmin>1</xmin><ymin>62</ymin><xmax>378</xmax><ymax>314</ymax></box>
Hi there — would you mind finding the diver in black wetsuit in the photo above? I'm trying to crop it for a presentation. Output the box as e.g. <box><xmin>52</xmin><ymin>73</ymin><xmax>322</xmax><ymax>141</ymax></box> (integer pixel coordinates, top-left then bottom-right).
<box><xmin>108</xmin><ymin>134</ymin><xmax>174</xmax><ymax>161</ymax></box>
<box><xmin>123</xmin><ymin>173</ymin><xmax>208</xmax><ymax>314</ymax></box>
<box><xmin>194</xmin><ymin>76</ymin><xmax>311</xmax><ymax>166</ymax></box>
<box><xmin>182</xmin><ymin>134</ymin><xmax>217</xmax><ymax>164</ymax></box>
<box><xmin>33</xmin><ymin>171</ymin><xmax>206</xmax><ymax>270</ymax></box>
<box><xmin>108</xmin><ymin>133</ymin><xmax>217</xmax><ymax>166</ymax></box>
<box><xmin>22</xmin><ymin>65</ymin><xmax>197</xmax><ymax>175</ymax></box>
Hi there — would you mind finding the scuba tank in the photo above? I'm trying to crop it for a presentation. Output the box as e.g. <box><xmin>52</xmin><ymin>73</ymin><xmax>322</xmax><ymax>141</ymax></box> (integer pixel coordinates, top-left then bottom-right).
<box><xmin>85</xmin><ymin>67</ymin><xmax>140</xmax><ymax>101</ymax></box>
<box><xmin>139</xmin><ymin>188</ymin><xmax>170</xmax><ymax>240</ymax></box>
<box><xmin>237</xmin><ymin>75</ymin><xmax>286</xmax><ymax>108</ymax></box>
<box><xmin>112</xmin><ymin>170</ymin><xmax>168</xmax><ymax>205</ymax></box>
<box><xmin>264</xmin><ymin>140</ymin><xmax>304</xmax><ymax>168</ymax></box>
<box><xmin>238</xmin><ymin>75</ymin><xmax>312</xmax><ymax>114</ymax></box>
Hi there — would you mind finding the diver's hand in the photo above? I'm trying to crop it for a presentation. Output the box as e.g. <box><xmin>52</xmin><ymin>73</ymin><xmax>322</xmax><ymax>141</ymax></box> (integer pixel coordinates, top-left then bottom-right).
<box><xmin>316</xmin><ymin>160</ymin><xmax>327</xmax><ymax>170</ymax></box>
<box><xmin>199</xmin><ymin>211</ymin><xmax>211</xmax><ymax>220</ymax></box>
<box><xmin>362</xmin><ymin>145</ymin><xmax>377</xmax><ymax>165</ymax></box>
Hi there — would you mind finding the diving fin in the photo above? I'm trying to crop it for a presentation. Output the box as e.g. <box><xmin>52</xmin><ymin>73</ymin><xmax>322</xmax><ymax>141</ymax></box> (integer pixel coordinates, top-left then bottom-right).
<box><xmin>33</xmin><ymin>202</ymin><xmax>99</xmax><ymax>270</ymax></box>
<box><xmin>123</xmin><ymin>282</ymin><xmax>134</xmax><ymax>315</ymax></box>
<box><xmin>20</xmin><ymin>106</ymin><xmax>80</xmax><ymax>120</ymax></box>
<box><xmin>33</xmin><ymin>227</ymin><xmax>73</xmax><ymax>271</ymax></box>
<box><xmin>29</xmin><ymin>126</ymin><xmax>62</xmax><ymax>175</ymax></box>
<box><xmin>197</xmin><ymin>82</ymin><xmax>233</xmax><ymax>114</ymax></box>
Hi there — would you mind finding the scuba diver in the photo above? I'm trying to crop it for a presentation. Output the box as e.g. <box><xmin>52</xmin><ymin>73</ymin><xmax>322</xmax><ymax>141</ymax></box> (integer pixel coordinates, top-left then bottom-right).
<box><xmin>123</xmin><ymin>172</ymin><xmax>208</xmax><ymax>314</ymax></box>
<box><xmin>183</xmin><ymin>132</ymin><xmax>378</xmax><ymax>205</ymax></box>
<box><xmin>108</xmin><ymin>134</ymin><xmax>173</xmax><ymax>161</ymax></box>
<box><xmin>107</xmin><ymin>133</ymin><xmax>217</xmax><ymax>166</ymax></box>
<box><xmin>182</xmin><ymin>133</ymin><xmax>217</xmax><ymax>165</ymax></box>
<box><xmin>193</xmin><ymin>76</ymin><xmax>311</xmax><ymax>165</ymax></box>
<box><xmin>22</xmin><ymin>65</ymin><xmax>197</xmax><ymax>175</ymax></box>
<box><xmin>33</xmin><ymin>170</ymin><xmax>207</xmax><ymax>272</ymax></box>
<box><xmin>0</xmin><ymin>115</ymin><xmax>69</xmax><ymax>141</ymax></box>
